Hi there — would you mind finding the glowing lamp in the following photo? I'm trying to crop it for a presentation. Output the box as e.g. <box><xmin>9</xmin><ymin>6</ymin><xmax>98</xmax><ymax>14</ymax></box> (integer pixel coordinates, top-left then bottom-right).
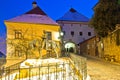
<box><xmin>60</xmin><ymin>32</ymin><xmax>64</xmax><ymax>36</ymax></box>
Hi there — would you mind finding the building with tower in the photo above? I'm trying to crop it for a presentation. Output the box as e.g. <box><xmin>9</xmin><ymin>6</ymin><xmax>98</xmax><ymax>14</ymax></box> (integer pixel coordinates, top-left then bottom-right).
<box><xmin>57</xmin><ymin>8</ymin><xmax>95</xmax><ymax>53</ymax></box>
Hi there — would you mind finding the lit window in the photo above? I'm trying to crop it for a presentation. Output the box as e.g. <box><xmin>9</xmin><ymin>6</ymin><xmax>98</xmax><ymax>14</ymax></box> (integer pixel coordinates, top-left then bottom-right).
<box><xmin>15</xmin><ymin>30</ymin><xmax>22</xmax><ymax>39</ymax></box>
<box><xmin>79</xmin><ymin>32</ymin><xmax>83</xmax><ymax>36</ymax></box>
<box><xmin>71</xmin><ymin>31</ymin><xmax>74</xmax><ymax>36</ymax></box>
<box><xmin>88</xmin><ymin>32</ymin><xmax>91</xmax><ymax>36</ymax></box>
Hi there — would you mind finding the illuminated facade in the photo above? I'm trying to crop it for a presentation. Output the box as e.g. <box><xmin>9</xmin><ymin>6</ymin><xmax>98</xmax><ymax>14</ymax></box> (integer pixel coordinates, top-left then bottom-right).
<box><xmin>57</xmin><ymin>8</ymin><xmax>95</xmax><ymax>44</ymax></box>
<box><xmin>1</xmin><ymin>2</ymin><xmax>87</xmax><ymax>80</ymax></box>
<box><xmin>57</xmin><ymin>8</ymin><xmax>95</xmax><ymax>54</ymax></box>
<box><xmin>4</xmin><ymin>2</ymin><xmax>61</xmax><ymax>59</ymax></box>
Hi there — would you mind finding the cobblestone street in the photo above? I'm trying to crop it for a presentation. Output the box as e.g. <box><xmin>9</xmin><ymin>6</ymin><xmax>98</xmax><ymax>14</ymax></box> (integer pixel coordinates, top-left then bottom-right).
<box><xmin>86</xmin><ymin>56</ymin><xmax>120</xmax><ymax>80</ymax></box>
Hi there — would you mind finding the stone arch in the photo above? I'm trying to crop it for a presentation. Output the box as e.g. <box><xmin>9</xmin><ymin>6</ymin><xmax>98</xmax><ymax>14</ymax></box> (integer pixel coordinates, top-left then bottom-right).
<box><xmin>64</xmin><ymin>41</ymin><xmax>78</xmax><ymax>54</ymax></box>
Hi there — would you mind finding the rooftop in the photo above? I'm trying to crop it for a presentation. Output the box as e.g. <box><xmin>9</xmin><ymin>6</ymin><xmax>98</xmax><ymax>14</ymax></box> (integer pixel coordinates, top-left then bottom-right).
<box><xmin>57</xmin><ymin>8</ymin><xmax>89</xmax><ymax>22</ymax></box>
<box><xmin>6</xmin><ymin>6</ymin><xmax>58</xmax><ymax>25</ymax></box>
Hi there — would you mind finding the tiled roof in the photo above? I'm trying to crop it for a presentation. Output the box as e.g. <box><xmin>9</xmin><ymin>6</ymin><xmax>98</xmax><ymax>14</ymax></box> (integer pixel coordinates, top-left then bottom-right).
<box><xmin>57</xmin><ymin>8</ymin><xmax>89</xmax><ymax>22</ymax></box>
<box><xmin>25</xmin><ymin>6</ymin><xmax>46</xmax><ymax>15</ymax></box>
<box><xmin>6</xmin><ymin>14</ymin><xmax>58</xmax><ymax>25</ymax></box>
<box><xmin>78</xmin><ymin>36</ymin><xmax>96</xmax><ymax>44</ymax></box>
<box><xmin>6</xmin><ymin>6</ymin><xmax>58</xmax><ymax>25</ymax></box>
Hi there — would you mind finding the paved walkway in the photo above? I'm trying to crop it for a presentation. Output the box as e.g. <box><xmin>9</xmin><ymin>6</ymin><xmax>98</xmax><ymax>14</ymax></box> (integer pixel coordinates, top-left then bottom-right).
<box><xmin>86</xmin><ymin>55</ymin><xmax>120</xmax><ymax>80</ymax></box>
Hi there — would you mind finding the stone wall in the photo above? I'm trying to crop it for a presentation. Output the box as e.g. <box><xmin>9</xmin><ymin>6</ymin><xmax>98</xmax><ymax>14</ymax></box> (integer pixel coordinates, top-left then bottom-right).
<box><xmin>103</xmin><ymin>32</ymin><xmax>120</xmax><ymax>62</ymax></box>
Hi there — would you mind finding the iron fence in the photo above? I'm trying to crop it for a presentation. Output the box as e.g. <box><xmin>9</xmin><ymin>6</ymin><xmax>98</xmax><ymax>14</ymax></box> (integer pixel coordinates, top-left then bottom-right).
<box><xmin>0</xmin><ymin>58</ymin><xmax>85</xmax><ymax>80</ymax></box>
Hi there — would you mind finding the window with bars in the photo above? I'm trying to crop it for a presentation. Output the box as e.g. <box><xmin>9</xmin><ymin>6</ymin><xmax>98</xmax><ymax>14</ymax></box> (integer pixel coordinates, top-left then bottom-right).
<box><xmin>14</xmin><ymin>30</ymin><xmax>22</xmax><ymax>39</ymax></box>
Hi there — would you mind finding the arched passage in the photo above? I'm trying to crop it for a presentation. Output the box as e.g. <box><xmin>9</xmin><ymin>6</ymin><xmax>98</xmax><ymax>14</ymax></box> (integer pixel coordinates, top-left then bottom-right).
<box><xmin>64</xmin><ymin>41</ymin><xmax>77</xmax><ymax>54</ymax></box>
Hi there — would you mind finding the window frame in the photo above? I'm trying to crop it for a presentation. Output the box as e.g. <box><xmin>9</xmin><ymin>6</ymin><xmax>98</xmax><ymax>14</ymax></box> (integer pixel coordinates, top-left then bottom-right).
<box><xmin>88</xmin><ymin>32</ymin><xmax>91</xmax><ymax>36</ymax></box>
<box><xmin>71</xmin><ymin>31</ymin><xmax>74</xmax><ymax>37</ymax></box>
<box><xmin>79</xmin><ymin>32</ymin><xmax>83</xmax><ymax>36</ymax></box>
<box><xmin>14</xmin><ymin>30</ymin><xmax>22</xmax><ymax>39</ymax></box>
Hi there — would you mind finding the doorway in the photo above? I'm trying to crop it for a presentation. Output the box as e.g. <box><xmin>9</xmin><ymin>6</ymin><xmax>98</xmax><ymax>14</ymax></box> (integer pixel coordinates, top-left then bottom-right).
<box><xmin>64</xmin><ymin>42</ymin><xmax>77</xmax><ymax>54</ymax></box>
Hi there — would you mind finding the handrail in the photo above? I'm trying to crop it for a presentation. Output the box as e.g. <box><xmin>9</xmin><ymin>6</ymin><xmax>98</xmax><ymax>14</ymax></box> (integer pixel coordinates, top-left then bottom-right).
<box><xmin>69</xmin><ymin>58</ymin><xmax>83</xmax><ymax>80</ymax></box>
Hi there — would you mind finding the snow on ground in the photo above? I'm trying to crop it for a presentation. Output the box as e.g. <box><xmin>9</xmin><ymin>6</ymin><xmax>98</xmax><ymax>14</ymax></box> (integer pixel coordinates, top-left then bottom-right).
<box><xmin>1</xmin><ymin>58</ymin><xmax>85</xmax><ymax>80</ymax></box>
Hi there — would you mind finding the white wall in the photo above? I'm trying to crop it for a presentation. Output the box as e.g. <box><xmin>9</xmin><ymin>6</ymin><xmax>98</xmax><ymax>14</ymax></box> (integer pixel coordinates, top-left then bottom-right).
<box><xmin>57</xmin><ymin>21</ymin><xmax>95</xmax><ymax>44</ymax></box>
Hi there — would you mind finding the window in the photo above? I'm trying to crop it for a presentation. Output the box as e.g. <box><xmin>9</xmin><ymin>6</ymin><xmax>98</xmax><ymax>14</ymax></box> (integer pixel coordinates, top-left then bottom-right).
<box><xmin>15</xmin><ymin>47</ymin><xmax>21</xmax><ymax>57</ymax></box>
<box><xmin>88</xmin><ymin>32</ymin><xmax>91</xmax><ymax>36</ymax></box>
<box><xmin>15</xmin><ymin>30</ymin><xmax>22</xmax><ymax>39</ymax></box>
<box><xmin>46</xmin><ymin>31</ymin><xmax>52</xmax><ymax>40</ymax></box>
<box><xmin>79</xmin><ymin>32</ymin><xmax>83</xmax><ymax>36</ymax></box>
<box><xmin>71</xmin><ymin>31</ymin><xmax>74</xmax><ymax>36</ymax></box>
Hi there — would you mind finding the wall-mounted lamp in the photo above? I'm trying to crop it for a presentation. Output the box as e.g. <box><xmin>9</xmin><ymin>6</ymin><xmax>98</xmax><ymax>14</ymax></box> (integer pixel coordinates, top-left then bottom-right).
<box><xmin>60</xmin><ymin>32</ymin><xmax>64</xmax><ymax>36</ymax></box>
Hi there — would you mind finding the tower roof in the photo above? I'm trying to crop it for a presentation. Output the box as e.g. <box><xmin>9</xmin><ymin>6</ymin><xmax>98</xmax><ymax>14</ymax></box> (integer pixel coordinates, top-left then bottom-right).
<box><xmin>25</xmin><ymin>6</ymin><xmax>47</xmax><ymax>15</ymax></box>
<box><xmin>69</xmin><ymin>8</ymin><xmax>77</xmax><ymax>13</ymax></box>
<box><xmin>57</xmin><ymin>8</ymin><xmax>89</xmax><ymax>22</ymax></box>
<box><xmin>5</xmin><ymin>4</ymin><xmax>58</xmax><ymax>25</ymax></box>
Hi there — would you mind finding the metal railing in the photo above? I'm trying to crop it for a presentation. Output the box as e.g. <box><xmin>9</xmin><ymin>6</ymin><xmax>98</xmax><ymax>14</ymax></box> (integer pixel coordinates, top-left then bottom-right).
<box><xmin>0</xmin><ymin>59</ymin><xmax>25</xmax><ymax>78</ymax></box>
<box><xmin>0</xmin><ymin>58</ymin><xmax>85</xmax><ymax>80</ymax></box>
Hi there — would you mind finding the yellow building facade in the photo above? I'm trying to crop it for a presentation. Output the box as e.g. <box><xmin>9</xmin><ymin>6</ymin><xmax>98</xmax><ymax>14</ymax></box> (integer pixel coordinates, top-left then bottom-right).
<box><xmin>4</xmin><ymin>2</ymin><xmax>61</xmax><ymax>59</ymax></box>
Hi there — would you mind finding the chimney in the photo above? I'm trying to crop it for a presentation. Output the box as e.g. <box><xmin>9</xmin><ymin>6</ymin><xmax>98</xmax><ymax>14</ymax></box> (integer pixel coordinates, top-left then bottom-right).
<box><xmin>32</xmin><ymin>1</ymin><xmax>37</xmax><ymax>8</ymax></box>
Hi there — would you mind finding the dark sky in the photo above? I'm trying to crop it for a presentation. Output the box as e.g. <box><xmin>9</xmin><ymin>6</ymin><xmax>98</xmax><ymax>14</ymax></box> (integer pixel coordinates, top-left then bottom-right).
<box><xmin>0</xmin><ymin>0</ymin><xmax>98</xmax><ymax>54</ymax></box>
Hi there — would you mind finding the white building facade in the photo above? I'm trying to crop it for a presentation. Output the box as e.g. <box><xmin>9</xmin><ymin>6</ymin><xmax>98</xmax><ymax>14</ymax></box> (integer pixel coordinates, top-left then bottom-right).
<box><xmin>57</xmin><ymin>8</ymin><xmax>95</xmax><ymax>45</ymax></box>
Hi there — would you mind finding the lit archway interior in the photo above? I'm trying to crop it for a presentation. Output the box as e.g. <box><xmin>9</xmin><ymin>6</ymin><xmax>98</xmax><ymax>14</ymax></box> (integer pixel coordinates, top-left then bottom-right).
<box><xmin>64</xmin><ymin>42</ymin><xmax>76</xmax><ymax>53</ymax></box>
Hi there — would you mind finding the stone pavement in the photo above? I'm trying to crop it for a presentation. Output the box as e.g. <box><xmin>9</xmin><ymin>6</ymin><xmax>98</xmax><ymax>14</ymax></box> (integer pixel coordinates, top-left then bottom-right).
<box><xmin>86</xmin><ymin>55</ymin><xmax>120</xmax><ymax>80</ymax></box>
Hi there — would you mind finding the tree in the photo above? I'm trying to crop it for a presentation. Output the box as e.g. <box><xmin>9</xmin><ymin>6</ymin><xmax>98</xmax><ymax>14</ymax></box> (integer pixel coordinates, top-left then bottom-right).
<box><xmin>90</xmin><ymin>0</ymin><xmax>120</xmax><ymax>37</ymax></box>
<box><xmin>118</xmin><ymin>0</ymin><xmax>120</xmax><ymax>4</ymax></box>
